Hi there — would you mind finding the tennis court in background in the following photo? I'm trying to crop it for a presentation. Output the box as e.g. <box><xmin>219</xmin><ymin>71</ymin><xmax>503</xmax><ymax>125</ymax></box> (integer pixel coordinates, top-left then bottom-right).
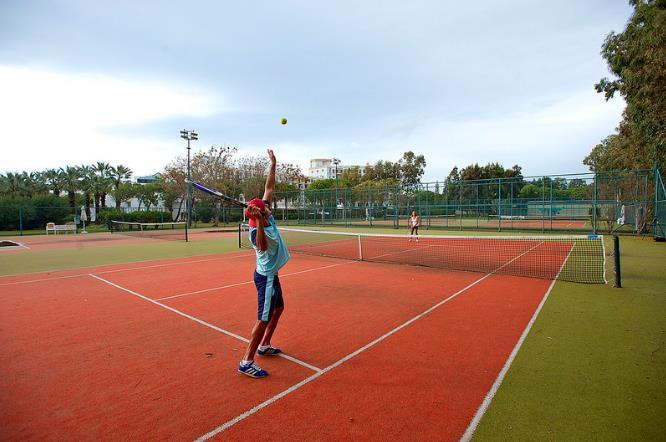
<box><xmin>0</xmin><ymin>228</ymin><xmax>607</xmax><ymax>440</ymax></box>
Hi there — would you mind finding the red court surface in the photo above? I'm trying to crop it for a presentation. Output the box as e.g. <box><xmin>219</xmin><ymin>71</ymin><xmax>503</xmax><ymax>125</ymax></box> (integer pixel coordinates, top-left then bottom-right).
<box><xmin>0</xmin><ymin>248</ymin><xmax>559</xmax><ymax>440</ymax></box>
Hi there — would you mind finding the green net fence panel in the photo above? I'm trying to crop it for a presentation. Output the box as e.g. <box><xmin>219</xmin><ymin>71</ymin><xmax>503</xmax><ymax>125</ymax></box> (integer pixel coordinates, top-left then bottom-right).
<box><xmin>270</xmin><ymin>170</ymin><xmax>659</xmax><ymax>236</ymax></box>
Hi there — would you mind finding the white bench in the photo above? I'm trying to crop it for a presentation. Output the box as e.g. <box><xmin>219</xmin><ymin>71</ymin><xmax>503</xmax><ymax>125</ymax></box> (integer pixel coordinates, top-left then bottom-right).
<box><xmin>46</xmin><ymin>222</ymin><xmax>77</xmax><ymax>234</ymax></box>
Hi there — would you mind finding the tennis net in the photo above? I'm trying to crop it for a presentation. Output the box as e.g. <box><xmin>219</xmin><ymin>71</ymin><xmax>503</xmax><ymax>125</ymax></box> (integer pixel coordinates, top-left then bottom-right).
<box><xmin>239</xmin><ymin>226</ymin><xmax>607</xmax><ymax>284</ymax></box>
<box><xmin>110</xmin><ymin>221</ymin><xmax>187</xmax><ymax>240</ymax></box>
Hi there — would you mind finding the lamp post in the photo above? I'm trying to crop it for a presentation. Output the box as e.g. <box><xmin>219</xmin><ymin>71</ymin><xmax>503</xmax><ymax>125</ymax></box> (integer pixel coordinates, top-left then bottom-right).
<box><xmin>180</xmin><ymin>129</ymin><xmax>198</xmax><ymax>242</ymax></box>
<box><xmin>332</xmin><ymin>158</ymin><xmax>340</xmax><ymax>220</ymax></box>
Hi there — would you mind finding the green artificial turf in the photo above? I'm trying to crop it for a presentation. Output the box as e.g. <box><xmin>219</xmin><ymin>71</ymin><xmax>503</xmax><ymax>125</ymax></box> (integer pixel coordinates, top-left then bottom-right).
<box><xmin>473</xmin><ymin>236</ymin><xmax>666</xmax><ymax>440</ymax></box>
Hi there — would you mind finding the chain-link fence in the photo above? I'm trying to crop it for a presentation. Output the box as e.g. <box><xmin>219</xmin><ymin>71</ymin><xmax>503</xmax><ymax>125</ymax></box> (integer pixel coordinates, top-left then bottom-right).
<box><xmin>272</xmin><ymin>169</ymin><xmax>662</xmax><ymax>237</ymax></box>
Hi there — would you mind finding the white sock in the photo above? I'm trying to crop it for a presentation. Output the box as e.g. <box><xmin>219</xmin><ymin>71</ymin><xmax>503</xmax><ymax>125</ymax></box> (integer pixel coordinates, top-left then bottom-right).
<box><xmin>241</xmin><ymin>359</ymin><xmax>253</xmax><ymax>366</ymax></box>
<box><xmin>258</xmin><ymin>344</ymin><xmax>270</xmax><ymax>351</ymax></box>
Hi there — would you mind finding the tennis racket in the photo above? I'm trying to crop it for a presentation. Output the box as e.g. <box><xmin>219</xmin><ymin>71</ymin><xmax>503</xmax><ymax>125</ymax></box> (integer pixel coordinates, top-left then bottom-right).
<box><xmin>188</xmin><ymin>181</ymin><xmax>266</xmax><ymax>215</ymax></box>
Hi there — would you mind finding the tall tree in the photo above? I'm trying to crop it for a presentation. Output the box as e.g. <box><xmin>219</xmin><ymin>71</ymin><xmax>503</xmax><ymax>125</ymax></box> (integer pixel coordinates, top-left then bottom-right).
<box><xmin>586</xmin><ymin>0</ymin><xmax>666</xmax><ymax>172</ymax></box>
<box><xmin>60</xmin><ymin>166</ymin><xmax>81</xmax><ymax>210</ymax></box>
<box><xmin>94</xmin><ymin>162</ymin><xmax>112</xmax><ymax>209</ymax></box>
<box><xmin>109</xmin><ymin>165</ymin><xmax>133</xmax><ymax>208</ymax></box>
<box><xmin>161</xmin><ymin>160</ymin><xmax>188</xmax><ymax>221</ymax></box>
<box><xmin>0</xmin><ymin>172</ymin><xmax>31</xmax><ymax>196</ymax></box>
<box><xmin>79</xmin><ymin>165</ymin><xmax>95</xmax><ymax>217</ymax></box>
<box><xmin>399</xmin><ymin>151</ymin><xmax>426</xmax><ymax>189</ymax></box>
<box><xmin>362</xmin><ymin>160</ymin><xmax>402</xmax><ymax>183</ymax></box>
<box><xmin>42</xmin><ymin>168</ymin><xmax>63</xmax><ymax>196</ymax></box>
<box><xmin>339</xmin><ymin>166</ymin><xmax>363</xmax><ymax>186</ymax></box>
<box><xmin>276</xmin><ymin>163</ymin><xmax>306</xmax><ymax>212</ymax></box>
<box><xmin>191</xmin><ymin>146</ymin><xmax>237</xmax><ymax>225</ymax></box>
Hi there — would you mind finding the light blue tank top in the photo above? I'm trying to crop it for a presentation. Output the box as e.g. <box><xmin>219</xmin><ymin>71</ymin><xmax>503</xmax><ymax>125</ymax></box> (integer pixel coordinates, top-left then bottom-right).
<box><xmin>248</xmin><ymin>215</ymin><xmax>290</xmax><ymax>276</ymax></box>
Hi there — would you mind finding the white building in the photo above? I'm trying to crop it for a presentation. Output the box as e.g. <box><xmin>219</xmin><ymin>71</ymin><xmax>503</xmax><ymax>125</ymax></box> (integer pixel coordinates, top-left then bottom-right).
<box><xmin>308</xmin><ymin>158</ymin><xmax>334</xmax><ymax>178</ymax></box>
<box><xmin>308</xmin><ymin>158</ymin><xmax>367</xmax><ymax>180</ymax></box>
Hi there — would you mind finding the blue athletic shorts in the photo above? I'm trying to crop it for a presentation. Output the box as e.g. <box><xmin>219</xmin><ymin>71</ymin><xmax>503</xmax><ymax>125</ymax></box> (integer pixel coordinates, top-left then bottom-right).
<box><xmin>254</xmin><ymin>271</ymin><xmax>284</xmax><ymax>322</ymax></box>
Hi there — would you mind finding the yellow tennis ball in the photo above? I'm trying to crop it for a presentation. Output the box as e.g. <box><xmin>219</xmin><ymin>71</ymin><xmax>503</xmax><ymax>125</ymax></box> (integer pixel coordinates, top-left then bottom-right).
<box><xmin>281</xmin><ymin>117</ymin><xmax>287</xmax><ymax>125</ymax></box>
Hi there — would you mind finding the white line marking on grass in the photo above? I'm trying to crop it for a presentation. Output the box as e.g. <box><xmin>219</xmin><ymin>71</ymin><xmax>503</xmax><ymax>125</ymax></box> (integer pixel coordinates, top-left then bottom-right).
<box><xmin>88</xmin><ymin>274</ymin><xmax>322</xmax><ymax>374</ymax></box>
<box><xmin>0</xmin><ymin>252</ymin><xmax>254</xmax><ymax>286</ymax></box>
<box><xmin>156</xmin><ymin>261</ymin><xmax>353</xmax><ymax>301</ymax></box>
<box><xmin>196</xmin><ymin>242</ymin><xmax>546</xmax><ymax>440</ymax></box>
<box><xmin>459</xmin><ymin>244</ymin><xmax>574</xmax><ymax>442</ymax></box>
<box><xmin>0</xmin><ymin>241</ymin><xmax>30</xmax><ymax>251</ymax></box>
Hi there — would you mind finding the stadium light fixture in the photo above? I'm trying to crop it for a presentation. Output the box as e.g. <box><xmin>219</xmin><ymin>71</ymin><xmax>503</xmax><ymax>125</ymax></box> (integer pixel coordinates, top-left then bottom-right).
<box><xmin>180</xmin><ymin>129</ymin><xmax>198</xmax><ymax>241</ymax></box>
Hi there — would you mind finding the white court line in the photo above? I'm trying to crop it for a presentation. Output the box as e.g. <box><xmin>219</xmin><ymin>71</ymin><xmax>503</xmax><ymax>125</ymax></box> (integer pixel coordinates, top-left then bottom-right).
<box><xmin>88</xmin><ymin>274</ymin><xmax>322</xmax><ymax>374</ymax></box>
<box><xmin>0</xmin><ymin>273</ymin><xmax>90</xmax><ymax>287</ymax></box>
<box><xmin>195</xmin><ymin>241</ymin><xmax>546</xmax><ymax>440</ymax></box>
<box><xmin>0</xmin><ymin>241</ymin><xmax>30</xmax><ymax>251</ymax></box>
<box><xmin>0</xmin><ymin>251</ymin><xmax>254</xmax><ymax>286</ymax></box>
<box><xmin>460</xmin><ymin>244</ymin><xmax>575</xmax><ymax>442</ymax></box>
<box><xmin>157</xmin><ymin>261</ymin><xmax>354</xmax><ymax>301</ymax></box>
<box><xmin>95</xmin><ymin>251</ymin><xmax>254</xmax><ymax>276</ymax></box>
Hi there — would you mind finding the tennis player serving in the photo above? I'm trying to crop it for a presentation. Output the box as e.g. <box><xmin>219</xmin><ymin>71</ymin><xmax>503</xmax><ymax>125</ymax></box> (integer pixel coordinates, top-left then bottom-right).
<box><xmin>238</xmin><ymin>149</ymin><xmax>291</xmax><ymax>378</ymax></box>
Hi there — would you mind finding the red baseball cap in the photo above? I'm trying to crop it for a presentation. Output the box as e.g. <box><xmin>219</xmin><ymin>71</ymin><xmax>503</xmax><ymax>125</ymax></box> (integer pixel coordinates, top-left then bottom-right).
<box><xmin>245</xmin><ymin>198</ymin><xmax>267</xmax><ymax>227</ymax></box>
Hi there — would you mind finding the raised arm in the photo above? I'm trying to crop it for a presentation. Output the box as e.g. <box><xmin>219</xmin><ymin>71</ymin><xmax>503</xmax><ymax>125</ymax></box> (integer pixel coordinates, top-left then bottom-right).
<box><xmin>262</xmin><ymin>149</ymin><xmax>277</xmax><ymax>203</ymax></box>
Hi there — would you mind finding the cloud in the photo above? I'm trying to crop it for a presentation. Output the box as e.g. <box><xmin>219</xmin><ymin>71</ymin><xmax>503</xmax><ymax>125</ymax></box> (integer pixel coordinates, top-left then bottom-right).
<box><xmin>1</xmin><ymin>65</ymin><xmax>221</xmax><ymax>173</ymax></box>
<box><xmin>236</xmin><ymin>88</ymin><xmax>625</xmax><ymax>181</ymax></box>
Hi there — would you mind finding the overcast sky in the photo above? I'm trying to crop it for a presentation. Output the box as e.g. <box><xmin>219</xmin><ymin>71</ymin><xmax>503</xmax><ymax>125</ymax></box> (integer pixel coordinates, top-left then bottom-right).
<box><xmin>1</xmin><ymin>0</ymin><xmax>631</xmax><ymax>181</ymax></box>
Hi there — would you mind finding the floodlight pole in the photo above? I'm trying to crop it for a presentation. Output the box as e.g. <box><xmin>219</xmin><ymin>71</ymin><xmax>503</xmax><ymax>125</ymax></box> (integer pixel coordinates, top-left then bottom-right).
<box><xmin>180</xmin><ymin>129</ymin><xmax>198</xmax><ymax>242</ymax></box>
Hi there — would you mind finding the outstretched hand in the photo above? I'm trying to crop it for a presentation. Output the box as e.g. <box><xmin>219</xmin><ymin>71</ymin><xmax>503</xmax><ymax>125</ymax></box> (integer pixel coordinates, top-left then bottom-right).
<box><xmin>267</xmin><ymin>149</ymin><xmax>276</xmax><ymax>164</ymax></box>
<box><xmin>247</xmin><ymin>205</ymin><xmax>262</xmax><ymax>219</ymax></box>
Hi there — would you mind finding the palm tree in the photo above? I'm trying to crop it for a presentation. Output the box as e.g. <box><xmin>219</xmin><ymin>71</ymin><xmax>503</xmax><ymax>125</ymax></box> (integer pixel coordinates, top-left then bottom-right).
<box><xmin>79</xmin><ymin>165</ymin><xmax>95</xmax><ymax>218</ymax></box>
<box><xmin>60</xmin><ymin>166</ymin><xmax>82</xmax><ymax>210</ymax></box>
<box><xmin>29</xmin><ymin>171</ymin><xmax>48</xmax><ymax>196</ymax></box>
<box><xmin>94</xmin><ymin>162</ymin><xmax>112</xmax><ymax>209</ymax></box>
<box><xmin>109</xmin><ymin>165</ymin><xmax>133</xmax><ymax>208</ymax></box>
<box><xmin>2</xmin><ymin>172</ymin><xmax>32</xmax><ymax>197</ymax></box>
<box><xmin>42</xmin><ymin>168</ymin><xmax>63</xmax><ymax>196</ymax></box>
<box><xmin>0</xmin><ymin>173</ymin><xmax>14</xmax><ymax>196</ymax></box>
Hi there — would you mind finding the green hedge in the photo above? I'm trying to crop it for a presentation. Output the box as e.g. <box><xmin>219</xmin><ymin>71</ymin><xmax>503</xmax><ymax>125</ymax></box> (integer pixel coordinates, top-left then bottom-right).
<box><xmin>0</xmin><ymin>195</ymin><xmax>72</xmax><ymax>231</ymax></box>
<box><xmin>96</xmin><ymin>209</ymin><xmax>172</xmax><ymax>226</ymax></box>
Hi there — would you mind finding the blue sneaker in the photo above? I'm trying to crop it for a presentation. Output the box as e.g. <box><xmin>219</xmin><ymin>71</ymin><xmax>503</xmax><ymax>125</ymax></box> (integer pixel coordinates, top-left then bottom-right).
<box><xmin>257</xmin><ymin>346</ymin><xmax>282</xmax><ymax>356</ymax></box>
<box><xmin>238</xmin><ymin>361</ymin><xmax>268</xmax><ymax>378</ymax></box>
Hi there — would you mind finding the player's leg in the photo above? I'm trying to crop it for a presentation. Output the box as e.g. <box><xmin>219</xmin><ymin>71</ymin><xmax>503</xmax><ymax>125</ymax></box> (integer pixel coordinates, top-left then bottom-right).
<box><xmin>239</xmin><ymin>271</ymin><xmax>274</xmax><ymax>377</ymax></box>
<box><xmin>260</xmin><ymin>307</ymin><xmax>283</xmax><ymax>348</ymax></box>
<box><xmin>243</xmin><ymin>320</ymin><xmax>268</xmax><ymax>362</ymax></box>
<box><xmin>259</xmin><ymin>274</ymin><xmax>284</xmax><ymax>355</ymax></box>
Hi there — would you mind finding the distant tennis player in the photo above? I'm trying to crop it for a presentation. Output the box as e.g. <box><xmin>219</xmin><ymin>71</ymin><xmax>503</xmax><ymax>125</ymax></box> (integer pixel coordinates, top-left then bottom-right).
<box><xmin>238</xmin><ymin>149</ymin><xmax>290</xmax><ymax>378</ymax></box>
<box><xmin>409</xmin><ymin>211</ymin><xmax>420</xmax><ymax>242</ymax></box>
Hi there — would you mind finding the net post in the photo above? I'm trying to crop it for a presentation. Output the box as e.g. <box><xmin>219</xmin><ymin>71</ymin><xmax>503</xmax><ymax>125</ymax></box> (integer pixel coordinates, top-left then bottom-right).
<box><xmin>238</xmin><ymin>223</ymin><xmax>242</xmax><ymax>249</ymax></box>
<box><xmin>541</xmin><ymin>177</ymin><xmax>545</xmax><ymax>233</ymax></box>
<box><xmin>357</xmin><ymin>234</ymin><xmax>363</xmax><ymax>261</ymax></box>
<box><xmin>613</xmin><ymin>235</ymin><xmax>621</xmax><ymax>288</ymax></box>
<box><xmin>497</xmin><ymin>178</ymin><xmax>501</xmax><ymax>232</ymax></box>
<box><xmin>593</xmin><ymin>174</ymin><xmax>598</xmax><ymax>234</ymax></box>
<box><xmin>185</xmin><ymin>211</ymin><xmax>189</xmax><ymax>243</ymax></box>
